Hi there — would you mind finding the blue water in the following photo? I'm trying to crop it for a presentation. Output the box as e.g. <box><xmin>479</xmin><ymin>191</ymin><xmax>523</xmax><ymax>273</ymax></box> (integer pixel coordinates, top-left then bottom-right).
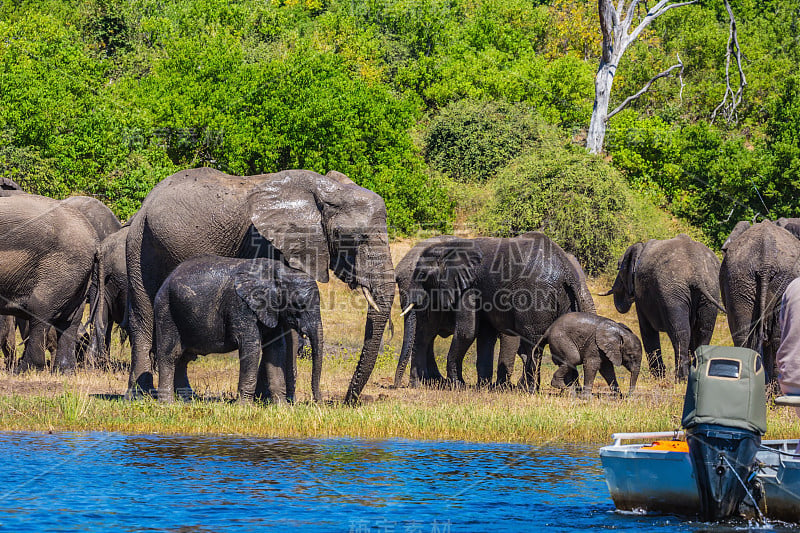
<box><xmin>0</xmin><ymin>432</ymin><xmax>789</xmax><ymax>532</ymax></box>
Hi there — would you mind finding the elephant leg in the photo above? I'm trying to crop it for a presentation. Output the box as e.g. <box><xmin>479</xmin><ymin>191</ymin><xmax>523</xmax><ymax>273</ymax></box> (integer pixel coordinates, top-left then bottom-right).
<box><xmin>445</xmin><ymin>332</ymin><xmax>475</xmax><ymax>386</ymax></box>
<box><xmin>53</xmin><ymin>315</ymin><xmax>81</xmax><ymax>373</ymax></box>
<box><xmin>598</xmin><ymin>358</ymin><xmax>620</xmax><ymax>394</ymax></box>
<box><xmin>495</xmin><ymin>334</ymin><xmax>519</xmax><ymax>388</ymax></box>
<box><xmin>173</xmin><ymin>352</ymin><xmax>194</xmax><ymax>401</ymax></box>
<box><xmin>425</xmin><ymin>341</ymin><xmax>443</xmax><ymax>383</ymax></box>
<box><xmin>238</xmin><ymin>338</ymin><xmax>262</xmax><ymax>404</ymax></box>
<box><xmin>637</xmin><ymin>313</ymin><xmax>664</xmax><ymax>379</ymax></box>
<box><xmin>284</xmin><ymin>326</ymin><xmax>297</xmax><ymax>403</ymax></box>
<box><xmin>408</xmin><ymin>334</ymin><xmax>430</xmax><ymax>387</ymax></box>
<box><xmin>17</xmin><ymin>319</ymin><xmax>48</xmax><ymax>372</ymax></box>
<box><xmin>518</xmin><ymin>339</ymin><xmax>539</xmax><ymax>392</ymax></box>
<box><xmin>1</xmin><ymin>316</ymin><xmax>16</xmax><ymax>370</ymax></box>
<box><xmin>475</xmin><ymin>322</ymin><xmax>497</xmax><ymax>387</ymax></box>
<box><xmin>551</xmin><ymin>364</ymin><xmax>576</xmax><ymax>390</ymax></box>
<box><xmin>582</xmin><ymin>358</ymin><xmax>601</xmax><ymax>398</ymax></box>
<box><xmin>127</xmin><ymin>294</ymin><xmax>156</xmax><ymax>397</ymax></box>
<box><xmin>256</xmin><ymin>331</ymin><xmax>287</xmax><ymax>404</ymax></box>
<box><xmin>666</xmin><ymin>313</ymin><xmax>691</xmax><ymax>381</ymax></box>
<box><xmin>156</xmin><ymin>338</ymin><xmax>181</xmax><ymax>403</ymax></box>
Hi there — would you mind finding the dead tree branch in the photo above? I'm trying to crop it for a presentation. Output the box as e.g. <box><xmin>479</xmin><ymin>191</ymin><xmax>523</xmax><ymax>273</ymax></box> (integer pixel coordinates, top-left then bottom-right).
<box><xmin>607</xmin><ymin>54</ymin><xmax>684</xmax><ymax>119</ymax></box>
<box><xmin>711</xmin><ymin>0</ymin><xmax>746</xmax><ymax>124</ymax></box>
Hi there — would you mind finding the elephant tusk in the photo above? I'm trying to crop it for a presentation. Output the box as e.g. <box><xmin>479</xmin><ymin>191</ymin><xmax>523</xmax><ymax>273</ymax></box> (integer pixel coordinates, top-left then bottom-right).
<box><xmin>362</xmin><ymin>286</ymin><xmax>381</xmax><ymax>313</ymax></box>
<box><xmin>399</xmin><ymin>303</ymin><xmax>415</xmax><ymax>316</ymax></box>
<box><xmin>597</xmin><ymin>289</ymin><xmax>614</xmax><ymax>296</ymax></box>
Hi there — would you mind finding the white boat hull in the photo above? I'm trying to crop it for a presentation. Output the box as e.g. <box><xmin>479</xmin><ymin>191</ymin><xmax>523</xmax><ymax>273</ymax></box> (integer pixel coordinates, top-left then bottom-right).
<box><xmin>600</xmin><ymin>433</ymin><xmax>800</xmax><ymax>523</ymax></box>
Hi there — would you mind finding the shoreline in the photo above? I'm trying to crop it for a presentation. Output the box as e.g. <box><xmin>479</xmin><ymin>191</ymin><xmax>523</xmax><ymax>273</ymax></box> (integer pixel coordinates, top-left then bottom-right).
<box><xmin>1</xmin><ymin>359</ymin><xmax>797</xmax><ymax>444</ymax></box>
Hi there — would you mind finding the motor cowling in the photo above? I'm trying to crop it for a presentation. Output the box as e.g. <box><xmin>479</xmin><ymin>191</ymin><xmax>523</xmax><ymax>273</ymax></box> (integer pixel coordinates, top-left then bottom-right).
<box><xmin>681</xmin><ymin>345</ymin><xmax>767</xmax><ymax>521</ymax></box>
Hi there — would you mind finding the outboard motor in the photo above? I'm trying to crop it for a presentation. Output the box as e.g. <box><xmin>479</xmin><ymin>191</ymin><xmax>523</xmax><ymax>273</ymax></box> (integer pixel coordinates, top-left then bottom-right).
<box><xmin>681</xmin><ymin>345</ymin><xmax>766</xmax><ymax>521</ymax></box>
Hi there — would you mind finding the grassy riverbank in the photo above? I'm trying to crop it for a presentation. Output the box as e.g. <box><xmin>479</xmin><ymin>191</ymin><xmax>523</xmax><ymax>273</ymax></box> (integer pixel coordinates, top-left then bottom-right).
<box><xmin>1</xmin><ymin>260</ymin><xmax>798</xmax><ymax>444</ymax></box>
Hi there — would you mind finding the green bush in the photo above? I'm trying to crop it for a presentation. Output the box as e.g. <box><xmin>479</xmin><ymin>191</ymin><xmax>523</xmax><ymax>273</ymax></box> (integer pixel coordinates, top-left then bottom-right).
<box><xmin>479</xmin><ymin>143</ymin><xmax>679</xmax><ymax>274</ymax></box>
<box><xmin>423</xmin><ymin>100</ymin><xmax>561</xmax><ymax>183</ymax></box>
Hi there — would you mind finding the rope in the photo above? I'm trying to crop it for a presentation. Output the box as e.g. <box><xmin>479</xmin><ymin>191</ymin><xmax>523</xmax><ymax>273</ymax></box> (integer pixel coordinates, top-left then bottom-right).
<box><xmin>721</xmin><ymin>454</ymin><xmax>765</xmax><ymax>523</ymax></box>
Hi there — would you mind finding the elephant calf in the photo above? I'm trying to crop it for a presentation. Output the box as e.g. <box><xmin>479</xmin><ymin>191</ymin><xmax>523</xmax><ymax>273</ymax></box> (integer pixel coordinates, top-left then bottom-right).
<box><xmin>536</xmin><ymin>312</ymin><xmax>642</xmax><ymax>397</ymax></box>
<box><xmin>154</xmin><ymin>256</ymin><xmax>323</xmax><ymax>403</ymax></box>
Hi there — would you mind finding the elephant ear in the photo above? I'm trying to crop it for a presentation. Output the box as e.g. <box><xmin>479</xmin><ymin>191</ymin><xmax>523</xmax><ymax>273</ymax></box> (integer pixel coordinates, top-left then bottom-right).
<box><xmin>248</xmin><ymin>171</ymin><xmax>330</xmax><ymax>283</ymax></box>
<box><xmin>595</xmin><ymin>325</ymin><xmax>624</xmax><ymax>366</ymax></box>
<box><xmin>415</xmin><ymin>240</ymin><xmax>482</xmax><ymax>308</ymax></box>
<box><xmin>620</xmin><ymin>243</ymin><xmax>643</xmax><ymax>299</ymax></box>
<box><xmin>325</xmin><ymin>170</ymin><xmax>357</xmax><ymax>186</ymax></box>
<box><xmin>0</xmin><ymin>177</ymin><xmax>21</xmax><ymax>191</ymax></box>
<box><xmin>722</xmin><ymin>221</ymin><xmax>751</xmax><ymax>251</ymax></box>
<box><xmin>234</xmin><ymin>267</ymin><xmax>280</xmax><ymax>329</ymax></box>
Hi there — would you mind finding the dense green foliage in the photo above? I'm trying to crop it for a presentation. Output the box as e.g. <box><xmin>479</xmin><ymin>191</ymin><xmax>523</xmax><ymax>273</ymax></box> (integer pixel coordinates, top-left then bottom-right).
<box><xmin>479</xmin><ymin>142</ymin><xmax>681</xmax><ymax>274</ymax></box>
<box><xmin>0</xmin><ymin>0</ymin><xmax>797</xmax><ymax>255</ymax></box>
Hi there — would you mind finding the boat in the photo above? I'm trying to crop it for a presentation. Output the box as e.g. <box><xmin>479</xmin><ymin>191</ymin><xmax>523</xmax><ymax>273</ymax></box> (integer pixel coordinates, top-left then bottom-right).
<box><xmin>600</xmin><ymin>431</ymin><xmax>800</xmax><ymax>522</ymax></box>
<box><xmin>599</xmin><ymin>345</ymin><xmax>800</xmax><ymax>523</ymax></box>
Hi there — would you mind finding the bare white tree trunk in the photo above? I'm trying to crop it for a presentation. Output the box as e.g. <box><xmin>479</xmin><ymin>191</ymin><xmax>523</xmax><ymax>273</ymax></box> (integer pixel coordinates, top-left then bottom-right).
<box><xmin>587</xmin><ymin>63</ymin><xmax>616</xmax><ymax>154</ymax></box>
<box><xmin>586</xmin><ymin>0</ymin><xmax>699</xmax><ymax>154</ymax></box>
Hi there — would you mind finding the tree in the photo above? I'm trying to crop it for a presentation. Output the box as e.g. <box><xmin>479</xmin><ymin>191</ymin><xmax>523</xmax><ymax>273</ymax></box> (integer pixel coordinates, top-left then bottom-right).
<box><xmin>586</xmin><ymin>0</ymin><xmax>744</xmax><ymax>154</ymax></box>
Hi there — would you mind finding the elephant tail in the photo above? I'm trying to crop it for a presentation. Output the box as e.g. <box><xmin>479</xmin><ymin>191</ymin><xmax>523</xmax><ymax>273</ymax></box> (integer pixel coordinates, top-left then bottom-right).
<box><xmin>87</xmin><ymin>248</ymin><xmax>107</xmax><ymax>366</ymax></box>
<box><xmin>698</xmin><ymin>285</ymin><xmax>726</xmax><ymax>314</ymax></box>
<box><xmin>754</xmin><ymin>273</ymin><xmax>770</xmax><ymax>352</ymax></box>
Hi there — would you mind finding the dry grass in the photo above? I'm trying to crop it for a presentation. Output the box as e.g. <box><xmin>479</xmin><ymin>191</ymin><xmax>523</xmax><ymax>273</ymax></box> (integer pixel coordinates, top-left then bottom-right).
<box><xmin>0</xmin><ymin>241</ymin><xmax>797</xmax><ymax>444</ymax></box>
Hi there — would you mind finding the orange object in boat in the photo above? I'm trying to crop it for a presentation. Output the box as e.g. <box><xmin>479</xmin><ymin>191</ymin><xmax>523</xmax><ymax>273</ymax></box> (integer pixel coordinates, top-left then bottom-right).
<box><xmin>643</xmin><ymin>440</ymin><xmax>689</xmax><ymax>452</ymax></box>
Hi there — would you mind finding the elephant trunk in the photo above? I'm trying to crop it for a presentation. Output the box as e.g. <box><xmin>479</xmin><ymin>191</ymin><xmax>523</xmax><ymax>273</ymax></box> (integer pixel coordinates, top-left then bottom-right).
<box><xmin>611</xmin><ymin>277</ymin><xmax>633</xmax><ymax>314</ymax></box>
<box><xmin>627</xmin><ymin>365</ymin><xmax>640</xmax><ymax>396</ymax></box>
<box><xmin>394</xmin><ymin>299</ymin><xmax>416</xmax><ymax>387</ymax></box>
<box><xmin>344</xmin><ymin>276</ymin><xmax>395</xmax><ymax>404</ymax></box>
<box><xmin>309</xmin><ymin>322</ymin><xmax>324</xmax><ymax>402</ymax></box>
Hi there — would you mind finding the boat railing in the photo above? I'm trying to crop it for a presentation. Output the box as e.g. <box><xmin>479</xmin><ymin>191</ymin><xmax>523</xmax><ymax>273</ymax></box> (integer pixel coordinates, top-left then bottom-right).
<box><xmin>610</xmin><ymin>431</ymin><xmax>685</xmax><ymax>447</ymax></box>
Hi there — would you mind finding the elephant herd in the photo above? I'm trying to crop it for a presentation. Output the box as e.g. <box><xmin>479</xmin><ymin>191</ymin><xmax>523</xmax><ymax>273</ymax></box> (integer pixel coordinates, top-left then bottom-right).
<box><xmin>0</xmin><ymin>167</ymin><xmax>797</xmax><ymax>403</ymax></box>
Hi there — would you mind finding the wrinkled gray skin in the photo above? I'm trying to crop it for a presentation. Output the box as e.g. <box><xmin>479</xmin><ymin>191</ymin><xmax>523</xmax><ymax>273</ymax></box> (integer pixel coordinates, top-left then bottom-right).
<box><xmin>602</xmin><ymin>234</ymin><xmax>725</xmax><ymax>380</ymax></box>
<box><xmin>126</xmin><ymin>168</ymin><xmax>394</xmax><ymax>404</ymax></box>
<box><xmin>720</xmin><ymin>222</ymin><xmax>800</xmax><ymax>385</ymax></box>
<box><xmin>0</xmin><ymin>192</ymin><xmax>121</xmax><ymax>366</ymax></box>
<box><xmin>0</xmin><ymin>194</ymin><xmax>98</xmax><ymax>372</ymax></box>
<box><xmin>537</xmin><ymin>312</ymin><xmax>642</xmax><ymax>397</ymax></box>
<box><xmin>83</xmin><ymin>225</ymin><xmax>130</xmax><ymax>366</ymax></box>
<box><xmin>0</xmin><ymin>178</ymin><xmax>21</xmax><ymax>191</ymax></box>
<box><xmin>0</xmin><ymin>315</ymin><xmax>15</xmax><ymax>369</ymax></box>
<box><xmin>393</xmin><ymin>236</ymin><xmax>520</xmax><ymax>388</ymax></box>
<box><xmin>155</xmin><ymin>256</ymin><xmax>323</xmax><ymax>403</ymax></box>
<box><xmin>405</xmin><ymin>234</ymin><xmax>595</xmax><ymax>390</ymax></box>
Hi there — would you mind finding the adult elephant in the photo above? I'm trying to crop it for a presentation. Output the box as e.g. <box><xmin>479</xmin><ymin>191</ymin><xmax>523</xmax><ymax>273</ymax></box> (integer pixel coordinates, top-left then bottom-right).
<box><xmin>0</xmin><ymin>194</ymin><xmax>98</xmax><ymax>372</ymax></box>
<box><xmin>404</xmin><ymin>233</ymin><xmax>595</xmax><ymax>390</ymax></box>
<box><xmin>0</xmin><ymin>192</ymin><xmax>121</xmax><ymax>366</ymax></box>
<box><xmin>720</xmin><ymin>221</ymin><xmax>800</xmax><ymax>384</ymax></box>
<box><xmin>601</xmin><ymin>234</ymin><xmax>725</xmax><ymax>380</ymax></box>
<box><xmin>125</xmin><ymin>167</ymin><xmax>394</xmax><ymax>403</ymax></box>
<box><xmin>393</xmin><ymin>236</ymin><xmax>521</xmax><ymax>388</ymax></box>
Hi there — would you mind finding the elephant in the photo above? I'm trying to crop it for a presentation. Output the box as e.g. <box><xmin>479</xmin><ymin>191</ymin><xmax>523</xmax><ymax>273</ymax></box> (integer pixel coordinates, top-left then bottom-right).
<box><xmin>535</xmin><ymin>312</ymin><xmax>642</xmax><ymax>397</ymax></box>
<box><xmin>775</xmin><ymin>217</ymin><xmax>800</xmax><ymax>240</ymax></box>
<box><xmin>154</xmin><ymin>256</ymin><xmax>323</xmax><ymax>403</ymax></box>
<box><xmin>0</xmin><ymin>315</ymin><xmax>15</xmax><ymax>369</ymax></box>
<box><xmin>403</xmin><ymin>233</ymin><xmax>595</xmax><ymax>390</ymax></box>
<box><xmin>0</xmin><ymin>178</ymin><xmax>21</xmax><ymax>191</ymax></box>
<box><xmin>720</xmin><ymin>221</ymin><xmax>800</xmax><ymax>385</ymax></box>
<box><xmin>0</xmin><ymin>194</ymin><xmax>99</xmax><ymax>372</ymax></box>
<box><xmin>393</xmin><ymin>236</ymin><xmax>523</xmax><ymax>388</ymax></box>
<box><xmin>82</xmin><ymin>225</ymin><xmax>130</xmax><ymax>366</ymax></box>
<box><xmin>125</xmin><ymin>167</ymin><xmax>394</xmax><ymax>403</ymax></box>
<box><xmin>0</xmin><ymin>192</ymin><xmax>120</xmax><ymax>366</ymax></box>
<box><xmin>601</xmin><ymin>234</ymin><xmax>725</xmax><ymax>380</ymax></box>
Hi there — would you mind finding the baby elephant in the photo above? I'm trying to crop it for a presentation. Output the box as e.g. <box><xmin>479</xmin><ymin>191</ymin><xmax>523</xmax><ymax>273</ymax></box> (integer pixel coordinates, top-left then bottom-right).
<box><xmin>538</xmin><ymin>312</ymin><xmax>642</xmax><ymax>397</ymax></box>
<box><xmin>154</xmin><ymin>256</ymin><xmax>323</xmax><ymax>403</ymax></box>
